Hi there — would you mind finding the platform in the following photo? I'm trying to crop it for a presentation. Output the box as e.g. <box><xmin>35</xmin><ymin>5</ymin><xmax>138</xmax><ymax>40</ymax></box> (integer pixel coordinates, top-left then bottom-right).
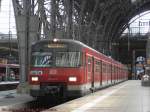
<box><xmin>0</xmin><ymin>81</ymin><xmax>19</xmax><ymax>91</ymax></box>
<box><xmin>44</xmin><ymin>80</ymin><xmax>150</xmax><ymax>112</ymax></box>
<box><xmin>0</xmin><ymin>90</ymin><xmax>33</xmax><ymax>111</ymax></box>
<box><xmin>0</xmin><ymin>81</ymin><xmax>19</xmax><ymax>85</ymax></box>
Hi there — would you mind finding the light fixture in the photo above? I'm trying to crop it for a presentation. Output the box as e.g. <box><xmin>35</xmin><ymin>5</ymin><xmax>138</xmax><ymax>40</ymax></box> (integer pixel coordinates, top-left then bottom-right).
<box><xmin>68</xmin><ymin>76</ymin><xmax>77</xmax><ymax>82</ymax></box>
<box><xmin>53</xmin><ymin>38</ymin><xmax>58</xmax><ymax>42</ymax></box>
<box><xmin>31</xmin><ymin>76</ymin><xmax>39</xmax><ymax>82</ymax></box>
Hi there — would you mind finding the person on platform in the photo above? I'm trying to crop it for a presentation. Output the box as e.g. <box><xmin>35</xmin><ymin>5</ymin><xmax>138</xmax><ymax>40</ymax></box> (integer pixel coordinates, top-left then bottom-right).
<box><xmin>10</xmin><ymin>71</ymin><xmax>15</xmax><ymax>81</ymax></box>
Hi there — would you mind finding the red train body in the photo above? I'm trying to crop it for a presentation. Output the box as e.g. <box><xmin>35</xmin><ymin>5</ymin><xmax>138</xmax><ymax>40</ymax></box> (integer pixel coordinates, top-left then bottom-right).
<box><xmin>29</xmin><ymin>39</ymin><xmax>128</xmax><ymax>98</ymax></box>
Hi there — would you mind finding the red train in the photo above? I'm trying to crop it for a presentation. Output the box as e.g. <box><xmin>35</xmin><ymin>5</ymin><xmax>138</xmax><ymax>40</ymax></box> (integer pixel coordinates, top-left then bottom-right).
<box><xmin>29</xmin><ymin>39</ymin><xmax>128</xmax><ymax>98</ymax></box>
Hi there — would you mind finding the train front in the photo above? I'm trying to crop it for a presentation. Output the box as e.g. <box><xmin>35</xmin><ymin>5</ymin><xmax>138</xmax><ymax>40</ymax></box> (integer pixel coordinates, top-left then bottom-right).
<box><xmin>29</xmin><ymin>39</ymin><xmax>84</xmax><ymax>98</ymax></box>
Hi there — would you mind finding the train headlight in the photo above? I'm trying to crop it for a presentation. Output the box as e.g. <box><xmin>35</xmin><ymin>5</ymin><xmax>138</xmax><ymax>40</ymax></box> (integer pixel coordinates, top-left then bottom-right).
<box><xmin>31</xmin><ymin>76</ymin><xmax>39</xmax><ymax>82</ymax></box>
<box><xmin>53</xmin><ymin>38</ymin><xmax>58</xmax><ymax>42</ymax></box>
<box><xmin>30</xmin><ymin>70</ymin><xmax>43</xmax><ymax>75</ymax></box>
<box><xmin>68</xmin><ymin>76</ymin><xmax>77</xmax><ymax>82</ymax></box>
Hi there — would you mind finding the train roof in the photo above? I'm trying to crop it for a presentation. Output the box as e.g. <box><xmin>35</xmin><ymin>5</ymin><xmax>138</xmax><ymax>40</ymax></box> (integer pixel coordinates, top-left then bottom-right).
<box><xmin>33</xmin><ymin>39</ymin><xmax>125</xmax><ymax>67</ymax></box>
<box><xmin>32</xmin><ymin>38</ymin><xmax>88</xmax><ymax>48</ymax></box>
<box><xmin>33</xmin><ymin>38</ymin><xmax>105</xmax><ymax>55</ymax></box>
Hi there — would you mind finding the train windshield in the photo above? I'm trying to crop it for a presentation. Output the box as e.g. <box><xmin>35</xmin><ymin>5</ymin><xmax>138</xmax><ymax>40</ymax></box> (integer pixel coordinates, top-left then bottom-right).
<box><xmin>31</xmin><ymin>52</ymin><xmax>53</xmax><ymax>67</ymax></box>
<box><xmin>56</xmin><ymin>52</ymin><xmax>81</xmax><ymax>67</ymax></box>
<box><xmin>31</xmin><ymin>52</ymin><xmax>81</xmax><ymax>67</ymax></box>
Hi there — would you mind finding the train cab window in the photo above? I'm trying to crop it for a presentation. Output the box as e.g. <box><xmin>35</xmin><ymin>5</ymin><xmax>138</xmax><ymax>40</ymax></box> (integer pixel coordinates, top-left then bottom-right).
<box><xmin>31</xmin><ymin>51</ymin><xmax>81</xmax><ymax>67</ymax></box>
<box><xmin>55</xmin><ymin>52</ymin><xmax>81</xmax><ymax>67</ymax></box>
<box><xmin>31</xmin><ymin>52</ymin><xmax>53</xmax><ymax>67</ymax></box>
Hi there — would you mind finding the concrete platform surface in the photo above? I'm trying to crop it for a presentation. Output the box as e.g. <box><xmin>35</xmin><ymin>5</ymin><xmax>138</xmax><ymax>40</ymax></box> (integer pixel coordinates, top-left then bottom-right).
<box><xmin>0</xmin><ymin>81</ymin><xmax>19</xmax><ymax>85</ymax></box>
<box><xmin>43</xmin><ymin>80</ymin><xmax>150</xmax><ymax>112</ymax></box>
<box><xmin>0</xmin><ymin>90</ymin><xmax>33</xmax><ymax>111</ymax></box>
<box><xmin>0</xmin><ymin>81</ymin><xmax>19</xmax><ymax>91</ymax></box>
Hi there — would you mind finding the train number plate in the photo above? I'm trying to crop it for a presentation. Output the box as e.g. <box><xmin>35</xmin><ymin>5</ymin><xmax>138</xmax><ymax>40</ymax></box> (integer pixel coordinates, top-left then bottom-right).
<box><xmin>49</xmin><ymin>69</ymin><xmax>57</xmax><ymax>74</ymax></box>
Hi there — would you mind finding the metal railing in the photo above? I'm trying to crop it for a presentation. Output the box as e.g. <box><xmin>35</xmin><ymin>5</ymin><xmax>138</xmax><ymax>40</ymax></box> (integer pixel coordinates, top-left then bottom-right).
<box><xmin>122</xmin><ymin>27</ymin><xmax>150</xmax><ymax>38</ymax></box>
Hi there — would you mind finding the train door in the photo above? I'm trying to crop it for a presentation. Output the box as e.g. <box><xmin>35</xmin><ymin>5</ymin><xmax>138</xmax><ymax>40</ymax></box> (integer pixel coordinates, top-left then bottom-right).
<box><xmin>111</xmin><ymin>65</ymin><xmax>114</xmax><ymax>83</ymax></box>
<box><xmin>112</xmin><ymin>65</ymin><xmax>115</xmax><ymax>84</ymax></box>
<box><xmin>106</xmin><ymin>64</ymin><xmax>111</xmax><ymax>85</ymax></box>
<box><xmin>110</xmin><ymin>64</ymin><xmax>112</xmax><ymax>84</ymax></box>
<box><xmin>108</xmin><ymin>64</ymin><xmax>111</xmax><ymax>84</ymax></box>
<box><xmin>100</xmin><ymin>61</ymin><xmax>102</xmax><ymax>86</ymax></box>
<box><xmin>91</xmin><ymin>57</ymin><xmax>94</xmax><ymax>89</ymax></box>
<box><xmin>95</xmin><ymin>60</ymin><xmax>102</xmax><ymax>86</ymax></box>
<box><xmin>117</xmin><ymin>67</ymin><xmax>119</xmax><ymax>82</ymax></box>
<box><xmin>101</xmin><ymin>62</ymin><xmax>105</xmax><ymax>85</ymax></box>
<box><xmin>115</xmin><ymin>67</ymin><xmax>117</xmax><ymax>83</ymax></box>
<box><xmin>105</xmin><ymin>63</ymin><xmax>108</xmax><ymax>85</ymax></box>
<box><xmin>86</xmin><ymin>56</ymin><xmax>94</xmax><ymax>91</ymax></box>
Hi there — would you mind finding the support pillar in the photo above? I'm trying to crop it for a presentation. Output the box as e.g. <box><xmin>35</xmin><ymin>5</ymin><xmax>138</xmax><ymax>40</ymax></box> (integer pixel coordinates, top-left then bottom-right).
<box><xmin>66</xmin><ymin>0</ymin><xmax>73</xmax><ymax>39</ymax></box>
<box><xmin>146</xmin><ymin>37</ymin><xmax>150</xmax><ymax>63</ymax></box>
<box><xmin>51</xmin><ymin>0</ymin><xmax>56</xmax><ymax>39</ymax></box>
<box><xmin>16</xmin><ymin>16</ymin><xmax>39</xmax><ymax>93</ymax></box>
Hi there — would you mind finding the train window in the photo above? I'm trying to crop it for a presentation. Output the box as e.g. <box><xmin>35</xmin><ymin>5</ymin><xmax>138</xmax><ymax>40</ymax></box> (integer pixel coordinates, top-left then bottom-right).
<box><xmin>115</xmin><ymin>67</ymin><xmax>117</xmax><ymax>74</ymax></box>
<box><xmin>102</xmin><ymin>63</ymin><xmax>106</xmax><ymax>73</ymax></box>
<box><xmin>107</xmin><ymin>64</ymin><xmax>110</xmax><ymax>74</ymax></box>
<box><xmin>112</xmin><ymin>66</ymin><xmax>115</xmax><ymax>74</ymax></box>
<box><xmin>106</xmin><ymin>64</ymin><xmax>108</xmax><ymax>74</ymax></box>
<box><xmin>31</xmin><ymin>52</ymin><xmax>81</xmax><ymax>67</ymax></box>
<box><xmin>55</xmin><ymin>52</ymin><xmax>81</xmax><ymax>67</ymax></box>
<box><xmin>95</xmin><ymin>61</ymin><xmax>101</xmax><ymax>72</ymax></box>
<box><xmin>109</xmin><ymin>65</ymin><xmax>112</xmax><ymax>74</ymax></box>
<box><xmin>31</xmin><ymin>52</ymin><xmax>53</xmax><ymax>67</ymax></box>
<box><xmin>87</xmin><ymin>57</ymin><xmax>92</xmax><ymax>72</ymax></box>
